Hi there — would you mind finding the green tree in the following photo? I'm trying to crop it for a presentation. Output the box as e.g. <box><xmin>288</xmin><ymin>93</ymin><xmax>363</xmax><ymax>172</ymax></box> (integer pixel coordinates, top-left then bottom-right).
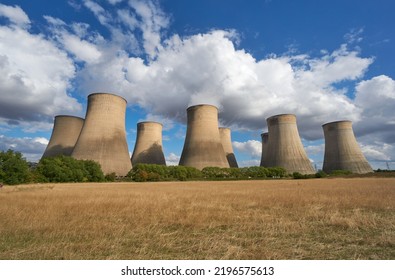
<box><xmin>0</xmin><ymin>150</ymin><xmax>31</xmax><ymax>185</ymax></box>
<box><xmin>35</xmin><ymin>156</ymin><xmax>105</xmax><ymax>183</ymax></box>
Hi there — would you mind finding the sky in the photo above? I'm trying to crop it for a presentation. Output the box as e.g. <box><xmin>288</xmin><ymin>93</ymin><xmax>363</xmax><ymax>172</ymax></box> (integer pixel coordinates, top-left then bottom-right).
<box><xmin>0</xmin><ymin>0</ymin><xmax>394</xmax><ymax>170</ymax></box>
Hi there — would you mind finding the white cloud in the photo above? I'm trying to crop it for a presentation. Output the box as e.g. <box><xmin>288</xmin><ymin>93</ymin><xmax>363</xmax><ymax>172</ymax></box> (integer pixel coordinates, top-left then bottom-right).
<box><xmin>360</xmin><ymin>143</ymin><xmax>393</xmax><ymax>161</ymax></box>
<box><xmin>344</xmin><ymin>28</ymin><xmax>364</xmax><ymax>44</ymax></box>
<box><xmin>76</xmin><ymin>29</ymin><xmax>372</xmax><ymax>142</ymax></box>
<box><xmin>0</xmin><ymin>24</ymin><xmax>82</xmax><ymax>128</ymax></box>
<box><xmin>305</xmin><ymin>144</ymin><xmax>325</xmax><ymax>156</ymax></box>
<box><xmin>232</xmin><ymin>140</ymin><xmax>262</xmax><ymax>159</ymax></box>
<box><xmin>61</xmin><ymin>33</ymin><xmax>102</xmax><ymax>63</ymax></box>
<box><xmin>239</xmin><ymin>159</ymin><xmax>260</xmax><ymax>167</ymax></box>
<box><xmin>43</xmin><ymin>15</ymin><xmax>66</xmax><ymax>26</ymax></box>
<box><xmin>108</xmin><ymin>0</ymin><xmax>124</xmax><ymax>4</ymax></box>
<box><xmin>354</xmin><ymin>75</ymin><xmax>395</xmax><ymax>139</ymax></box>
<box><xmin>127</xmin><ymin>0</ymin><xmax>170</xmax><ymax>58</ymax></box>
<box><xmin>0</xmin><ymin>4</ymin><xmax>30</xmax><ymax>28</ymax></box>
<box><xmin>166</xmin><ymin>152</ymin><xmax>180</xmax><ymax>166</ymax></box>
<box><xmin>0</xmin><ymin>135</ymin><xmax>48</xmax><ymax>162</ymax></box>
<box><xmin>83</xmin><ymin>0</ymin><xmax>111</xmax><ymax>26</ymax></box>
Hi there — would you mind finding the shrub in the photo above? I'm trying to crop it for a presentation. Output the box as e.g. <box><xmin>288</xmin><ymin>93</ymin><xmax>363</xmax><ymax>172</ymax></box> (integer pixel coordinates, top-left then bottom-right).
<box><xmin>0</xmin><ymin>150</ymin><xmax>31</xmax><ymax>185</ymax></box>
<box><xmin>35</xmin><ymin>156</ymin><xmax>105</xmax><ymax>183</ymax></box>
<box><xmin>292</xmin><ymin>172</ymin><xmax>304</xmax><ymax>179</ymax></box>
<box><xmin>330</xmin><ymin>170</ymin><xmax>352</xmax><ymax>176</ymax></box>
<box><xmin>266</xmin><ymin>167</ymin><xmax>287</xmax><ymax>178</ymax></box>
<box><xmin>130</xmin><ymin>164</ymin><xmax>203</xmax><ymax>181</ymax></box>
<box><xmin>315</xmin><ymin>171</ymin><xmax>327</xmax><ymax>178</ymax></box>
<box><xmin>105</xmin><ymin>172</ymin><xmax>117</xmax><ymax>182</ymax></box>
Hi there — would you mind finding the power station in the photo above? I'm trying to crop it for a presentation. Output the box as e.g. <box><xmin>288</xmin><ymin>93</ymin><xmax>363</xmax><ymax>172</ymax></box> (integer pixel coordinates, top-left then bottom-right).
<box><xmin>42</xmin><ymin>115</ymin><xmax>84</xmax><ymax>158</ymax></box>
<box><xmin>179</xmin><ymin>104</ymin><xmax>230</xmax><ymax>170</ymax></box>
<box><xmin>131</xmin><ymin>121</ymin><xmax>166</xmax><ymax>165</ymax></box>
<box><xmin>322</xmin><ymin>120</ymin><xmax>373</xmax><ymax>174</ymax></box>
<box><xmin>40</xmin><ymin>92</ymin><xmax>378</xmax><ymax>176</ymax></box>
<box><xmin>71</xmin><ymin>93</ymin><xmax>132</xmax><ymax>176</ymax></box>
<box><xmin>264</xmin><ymin>114</ymin><xmax>315</xmax><ymax>174</ymax></box>
<box><xmin>259</xmin><ymin>132</ymin><xmax>269</xmax><ymax>167</ymax></box>
<box><xmin>219</xmin><ymin>127</ymin><xmax>238</xmax><ymax>168</ymax></box>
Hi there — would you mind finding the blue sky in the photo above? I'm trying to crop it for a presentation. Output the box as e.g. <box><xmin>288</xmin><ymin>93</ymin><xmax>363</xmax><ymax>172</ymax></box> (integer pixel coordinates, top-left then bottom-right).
<box><xmin>0</xmin><ymin>0</ymin><xmax>394</xmax><ymax>169</ymax></box>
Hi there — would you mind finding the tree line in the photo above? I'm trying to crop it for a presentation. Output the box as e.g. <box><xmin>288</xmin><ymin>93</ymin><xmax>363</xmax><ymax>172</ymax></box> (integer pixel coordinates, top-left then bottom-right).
<box><xmin>2</xmin><ymin>149</ymin><xmax>387</xmax><ymax>185</ymax></box>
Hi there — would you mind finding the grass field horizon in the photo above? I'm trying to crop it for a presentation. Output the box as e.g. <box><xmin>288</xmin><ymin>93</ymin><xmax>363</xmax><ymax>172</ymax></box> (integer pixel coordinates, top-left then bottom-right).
<box><xmin>1</xmin><ymin>178</ymin><xmax>394</xmax><ymax>260</ymax></box>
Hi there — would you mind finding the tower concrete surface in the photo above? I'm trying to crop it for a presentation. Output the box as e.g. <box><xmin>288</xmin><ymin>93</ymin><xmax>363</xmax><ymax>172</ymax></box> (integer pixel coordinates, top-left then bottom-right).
<box><xmin>179</xmin><ymin>104</ymin><xmax>229</xmax><ymax>170</ymax></box>
<box><xmin>131</xmin><ymin>121</ymin><xmax>166</xmax><ymax>165</ymax></box>
<box><xmin>42</xmin><ymin>115</ymin><xmax>84</xmax><ymax>158</ymax></box>
<box><xmin>71</xmin><ymin>93</ymin><xmax>132</xmax><ymax>176</ymax></box>
<box><xmin>265</xmin><ymin>114</ymin><xmax>315</xmax><ymax>174</ymax></box>
<box><xmin>259</xmin><ymin>132</ymin><xmax>269</xmax><ymax>167</ymax></box>
<box><xmin>219</xmin><ymin>127</ymin><xmax>238</xmax><ymax>168</ymax></box>
<box><xmin>322</xmin><ymin>120</ymin><xmax>373</xmax><ymax>174</ymax></box>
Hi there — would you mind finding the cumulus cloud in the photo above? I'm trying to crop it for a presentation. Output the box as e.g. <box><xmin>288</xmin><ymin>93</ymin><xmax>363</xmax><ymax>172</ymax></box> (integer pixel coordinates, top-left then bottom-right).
<box><xmin>0</xmin><ymin>4</ymin><xmax>30</xmax><ymax>28</ymax></box>
<box><xmin>0</xmin><ymin>135</ymin><xmax>48</xmax><ymax>162</ymax></box>
<box><xmin>75</xmin><ymin>28</ymin><xmax>372</xmax><ymax>141</ymax></box>
<box><xmin>166</xmin><ymin>152</ymin><xmax>180</xmax><ymax>166</ymax></box>
<box><xmin>0</xmin><ymin>18</ymin><xmax>82</xmax><ymax>128</ymax></box>
<box><xmin>354</xmin><ymin>75</ymin><xmax>395</xmax><ymax>139</ymax></box>
<box><xmin>233</xmin><ymin>140</ymin><xmax>262</xmax><ymax>159</ymax></box>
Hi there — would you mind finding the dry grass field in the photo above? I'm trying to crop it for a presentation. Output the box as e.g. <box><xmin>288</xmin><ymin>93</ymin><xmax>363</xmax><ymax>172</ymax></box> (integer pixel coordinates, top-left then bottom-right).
<box><xmin>0</xmin><ymin>178</ymin><xmax>394</xmax><ymax>260</ymax></box>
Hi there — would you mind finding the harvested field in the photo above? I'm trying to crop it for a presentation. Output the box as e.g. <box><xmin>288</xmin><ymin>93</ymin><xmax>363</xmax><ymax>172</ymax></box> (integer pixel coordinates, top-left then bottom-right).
<box><xmin>0</xmin><ymin>178</ymin><xmax>394</xmax><ymax>259</ymax></box>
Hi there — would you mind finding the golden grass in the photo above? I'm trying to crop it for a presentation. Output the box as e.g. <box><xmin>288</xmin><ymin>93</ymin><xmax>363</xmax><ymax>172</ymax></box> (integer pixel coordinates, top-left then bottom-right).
<box><xmin>0</xmin><ymin>178</ymin><xmax>394</xmax><ymax>260</ymax></box>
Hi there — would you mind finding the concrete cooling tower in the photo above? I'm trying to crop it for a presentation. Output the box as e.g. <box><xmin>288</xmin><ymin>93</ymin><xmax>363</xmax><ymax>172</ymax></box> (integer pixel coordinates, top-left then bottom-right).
<box><xmin>71</xmin><ymin>93</ymin><xmax>132</xmax><ymax>176</ymax></box>
<box><xmin>259</xmin><ymin>132</ymin><xmax>269</xmax><ymax>167</ymax></box>
<box><xmin>322</xmin><ymin>120</ymin><xmax>373</xmax><ymax>174</ymax></box>
<box><xmin>179</xmin><ymin>104</ymin><xmax>230</xmax><ymax>170</ymax></box>
<box><xmin>42</xmin><ymin>115</ymin><xmax>84</xmax><ymax>158</ymax></box>
<box><xmin>131</xmin><ymin>121</ymin><xmax>166</xmax><ymax>165</ymax></box>
<box><xmin>219</xmin><ymin>127</ymin><xmax>238</xmax><ymax>168</ymax></box>
<box><xmin>264</xmin><ymin>114</ymin><xmax>315</xmax><ymax>174</ymax></box>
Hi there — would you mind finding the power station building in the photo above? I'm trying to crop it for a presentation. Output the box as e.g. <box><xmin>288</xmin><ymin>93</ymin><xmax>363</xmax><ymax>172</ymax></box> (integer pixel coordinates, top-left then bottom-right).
<box><xmin>42</xmin><ymin>115</ymin><xmax>84</xmax><ymax>158</ymax></box>
<box><xmin>179</xmin><ymin>104</ymin><xmax>229</xmax><ymax>170</ymax></box>
<box><xmin>131</xmin><ymin>121</ymin><xmax>166</xmax><ymax>165</ymax></box>
<box><xmin>219</xmin><ymin>127</ymin><xmax>238</xmax><ymax>168</ymax></box>
<box><xmin>322</xmin><ymin>120</ymin><xmax>373</xmax><ymax>174</ymax></box>
<box><xmin>263</xmin><ymin>114</ymin><xmax>315</xmax><ymax>174</ymax></box>
<box><xmin>71</xmin><ymin>93</ymin><xmax>132</xmax><ymax>176</ymax></box>
<box><xmin>259</xmin><ymin>132</ymin><xmax>269</xmax><ymax>167</ymax></box>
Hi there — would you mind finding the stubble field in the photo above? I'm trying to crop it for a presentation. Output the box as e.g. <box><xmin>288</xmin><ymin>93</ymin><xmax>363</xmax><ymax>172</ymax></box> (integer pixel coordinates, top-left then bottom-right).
<box><xmin>0</xmin><ymin>178</ymin><xmax>394</xmax><ymax>260</ymax></box>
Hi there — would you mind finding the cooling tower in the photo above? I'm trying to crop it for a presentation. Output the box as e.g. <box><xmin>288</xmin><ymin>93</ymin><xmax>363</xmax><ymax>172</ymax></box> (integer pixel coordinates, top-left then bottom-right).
<box><xmin>265</xmin><ymin>114</ymin><xmax>315</xmax><ymax>174</ymax></box>
<box><xmin>71</xmin><ymin>93</ymin><xmax>132</xmax><ymax>176</ymax></box>
<box><xmin>42</xmin><ymin>115</ymin><xmax>84</xmax><ymax>158</ymax></box>
<box><xmin>179</xmin><ymin>104</ymin><xmax>230</xmax><ymax>170</ymax></box>
<box><xmin>131</xmin><ymin>121</ymin><xmax>166</xmax><ymax>165</ymax></box>
<box><xmin>259</xmin><ymin>132</ymin><xmax>269</xmax><ymax>167</ymax></box>
<box><xmin>219</xmin><ymin>127</ymin><xmax>238</xmax><ymax>168</ymax></box>
<box><xmin>322</xmin><ymin>120</ymin><xmax>373</xmax><ymax>174</ymax></box>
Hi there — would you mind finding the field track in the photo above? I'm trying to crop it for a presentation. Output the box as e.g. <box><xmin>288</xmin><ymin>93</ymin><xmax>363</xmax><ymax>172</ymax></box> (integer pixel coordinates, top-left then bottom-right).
<box><xmin>1</xmin><ymin>178</ymin><xmax>394</xmax><ymax>259</ymax></box>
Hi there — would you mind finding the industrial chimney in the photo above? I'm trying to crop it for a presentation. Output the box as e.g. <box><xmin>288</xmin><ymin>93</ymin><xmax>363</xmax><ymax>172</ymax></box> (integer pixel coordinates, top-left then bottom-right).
<box><xmin>322</xmin><ymin>120</ymin><xmax>373</xmax><ymax>174</ymax></box>
<box><xmin>179</xmin><ymin>104</ymin><xmax>230</xmax><ymax>170</ymax></box>
<box><xmin>71</xmin><ymin>93</ymin><xmax>132</xmax><ymax>176</ymax></box>
<box><xmin>42</xmin><ymin>115</ymin><xmax>84</xmax><ymax>158</ymax></box>
<box><xmin>131</xmin><ymin>121</ymin><xmax>166</xmax><ymax>165</ymax></box>
<box><xmin>265</xmin><ymin>114</ymin><xmax>315</xmax><ymax>174</ymax></box>
<box><xmin>259</xmin><ymin>132</ymin><xmax>269</xmax><ymax>167</ymax></box>
<box><xmin>219</xmin><ymin>127</ymin><xmax>238</xmax><ymax>168</ymax></box>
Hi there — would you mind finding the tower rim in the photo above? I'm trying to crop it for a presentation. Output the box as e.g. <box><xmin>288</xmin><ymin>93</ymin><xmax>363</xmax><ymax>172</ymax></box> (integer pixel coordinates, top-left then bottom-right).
<box><xmin>266</xmin><ymin>113</ymin><xmax>296</xmax><ymax>121</ymax></box>
<box><xmin>88</xmin><ymin>92</ymin><xmax>127</xmax><ymax>103</ymax></box>
<box><xmin>322</xmin><ymin>120</ymin><xmax>352</xmax><ymax>127</ymax></box>
<box><xmin>186</xmin><ymin>104</ymin><xmax>218</xmax><ymax>111</ymax></box>
<box><xmin>137</xmin><ymin>121</ymin><xmax>163</xmax><ymax>126</ymax></box>
<box><xmin>54</xmin><ymin>115</ymin><xmax>84</xmax><ymax>120</ymax></box>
